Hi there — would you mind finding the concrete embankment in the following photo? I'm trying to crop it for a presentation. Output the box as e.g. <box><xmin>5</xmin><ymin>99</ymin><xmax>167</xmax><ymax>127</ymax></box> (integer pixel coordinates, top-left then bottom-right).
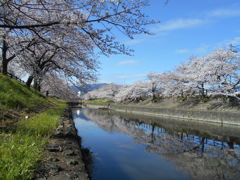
<box><xmin>85</xmin><ymin>103</ymin><xmax>240</xmax><ymax>126</ymax></box>
<box><xmin>35</xmin><ymin>105</ymin><xmax>89</xmax><ymax>180</ymax></box>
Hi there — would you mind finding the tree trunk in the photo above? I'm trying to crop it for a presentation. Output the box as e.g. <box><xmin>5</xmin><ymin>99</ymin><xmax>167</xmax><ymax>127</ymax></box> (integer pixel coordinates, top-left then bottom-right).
<box><xmin>152</xmin><ymin>93</ymin><xmax>156</xmax><ymax>102</ymax></box>
<box><xmin>33</xmin><ymin>78</ymin><xmax>41</xmax><ymax>91</ymax></box>
<box><xmin>2</xmin><ymin>59</ymin><xmax>9</xmax><ymax>75</ymax></box>
<box><xmin>1</xmin><ymin>37</ymin><xmax>8</xmax><ymax>75</ymax></box>
<box><xmin>33</xmin><ymin>79</ymin><xmax>38</xmax><ymax>90</ymax></box>
<box><xmin>151</xmin><ymin>82</ymin><xmax>156</xmax><ymax>102</ymax></box>
<box><xmin>200</xmin><ymin>83</ymin><xmax>205</xmax><ymax>98</ymax></box>
<box><xmin>37</xmin><ymin>84</ymin><xmax>41</xmax><ymax>91</ymax></box>
<box><xmin>26</xmin><ymin>75</ymin><xmax>34</xmax><ymax>87</ymax></box>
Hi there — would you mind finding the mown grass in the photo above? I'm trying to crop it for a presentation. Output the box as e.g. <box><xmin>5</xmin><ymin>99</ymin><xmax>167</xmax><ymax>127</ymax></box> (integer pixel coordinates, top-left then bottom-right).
<box><xmin>0</xmin><ymin>103</ymin><xmax>66</xmax><ymax>180</ymax></box>
<box><xmin>0</xmin><ymin>74</ymin><xmax>49</xmax><ymax>111</ymax></box>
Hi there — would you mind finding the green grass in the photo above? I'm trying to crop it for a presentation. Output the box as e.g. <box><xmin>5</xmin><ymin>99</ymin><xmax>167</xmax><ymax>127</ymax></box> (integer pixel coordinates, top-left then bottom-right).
<box><xmin>0</xmin><ymin>74</ymin><xmax>48</xmax><ymax>111</ymax></box>
<box><xmin>0</xmin><ymin>103</ymin><xmax>66</xmax><ymax>180</ymax></box>
<box><xmin>0</xmin><ymin>73</ymin><xmax>67</xmax><ymax>179</ymax></box>
<box><xmin>86</xmin><ymin>98</ymin><xmax>113</xmax><ymax>104</ymax></box>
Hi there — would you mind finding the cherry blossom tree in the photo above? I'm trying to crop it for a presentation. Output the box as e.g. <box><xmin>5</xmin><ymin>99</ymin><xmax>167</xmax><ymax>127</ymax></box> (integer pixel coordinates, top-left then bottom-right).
<box><xmin>147</xmin><ymin>72</ymin><xmax>187</xmax><ymax>98</ymax></box>
<box><xmin>83</xmin><ymin>83</ymin><xmax>121</xmax><ymax>100</ymax></box>
<box><xmin>0</xmin><ymin>0</ymin><xmax>157</xmax><ymax>75</ymax></box>
<box><xmin>146</xmin><ymin>49</ymin><xmax>239</xmax><ymax>100</ymax></box>
<box><xmin>176</xmin><ymin>49</ymin><xmax>239</xmax><ymax>99</ymax></box>
<box><xmin>83</xmin><ymin>81</ymin><xmax>152</xmax><ymax>102</ymax></box>
<box><xmin>84</xmin><ymin>48</ymin><xmax>240</xmax><ymax>102</ymax></box>
<box><xmin>113</xmin><ymin>81</ymin><xmax>152</xmax><ymax>102</ymax></box>
<box><xmin>202</xmin><ymin>49</ymin><xmax>239</xmax><ymax>99</ymax></box>
<box><xmin>17</xmin><ymin>33</ymin><xmax>97</xmax><ymax>90</ymax></box>
<box><xmin>0</xmin><ymin>29</ymin><xmax>36</xmax><ymax>74</ymax></box>
<box><xmin>41</xmin><ymin>74</ymin><xmax>78</xmax><ymax>100</ymax></box>
<box><xmin>147</xmin><ymin>73</ymin><xmax>161</xmax><ymax>101</ymax></box>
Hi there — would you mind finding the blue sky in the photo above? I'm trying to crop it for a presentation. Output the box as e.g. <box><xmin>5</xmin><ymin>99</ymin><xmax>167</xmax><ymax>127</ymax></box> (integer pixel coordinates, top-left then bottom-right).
<box><xmin>97</xmin><ymin>0</ymin><xmax>240</xmax><ymax>85</ymax></box>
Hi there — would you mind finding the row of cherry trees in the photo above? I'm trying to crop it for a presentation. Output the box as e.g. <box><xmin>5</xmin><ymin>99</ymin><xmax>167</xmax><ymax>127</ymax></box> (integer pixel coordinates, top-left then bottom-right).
<box><xmin>84</xmin><ymin>48</ymin><xmax>240</xmax><ymax>102</ymax></box>
<box><xmin>0</xmin><ymin>0</ymin><xmax>155</xmax><ymax>98</ymax></box>
<box><xmin>83</xmin><ymin>82</ymin><xmax>152</xmax><ymax>102</ymax></box>
<box><xmin>148</xmin><ymin>49</ymin><xmax>240</xmax><ymax>100</ymax></box>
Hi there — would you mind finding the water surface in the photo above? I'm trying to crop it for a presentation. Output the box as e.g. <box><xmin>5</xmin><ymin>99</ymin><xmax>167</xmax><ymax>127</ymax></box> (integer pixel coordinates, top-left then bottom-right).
<box><xmin>73</xmin><ymin>108</ymin><xmax>240</xmax><ymax>180</ymax></box>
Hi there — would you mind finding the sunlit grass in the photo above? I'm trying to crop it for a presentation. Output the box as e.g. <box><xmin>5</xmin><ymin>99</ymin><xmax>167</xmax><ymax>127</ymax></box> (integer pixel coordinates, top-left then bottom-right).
<box><xmin>86</xmin><ymin>98</ymin><xmax>113</xmax><ymax>104</ymax></box>
<box><xmin>0</xmin><ymin>74</ymin><xmax>49</xmax><ymax>111</ymax></box>
<box><xmin>0</xmin><ymin>103</ymin><xmax>66</xmax><ymax>180</ymax></box>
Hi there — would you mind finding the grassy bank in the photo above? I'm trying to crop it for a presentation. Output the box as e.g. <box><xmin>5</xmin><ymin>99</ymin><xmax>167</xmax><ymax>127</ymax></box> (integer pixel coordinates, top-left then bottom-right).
<box><xmin>0</xmin><ymin>74</ymin><xmax>67</xmax><ymax>179</ymax></box>
<box><xmin>0</xmin><ymin>74</ymin><xmax>52</xmax><ymax>127</ymax></box>
<box><xmin>0</xmin><ymin>102</ymin><xmax>66</xmax><ymax>180</ymax></box>
<box><xmin>85</xmin><ymin>96</ymin><xmax>240</xmax><ymax>112</ymax></box>
<box><xmin>0</xmin><ymin>74</ymin><xmax>48</xmax><ymax>111</ymax></box>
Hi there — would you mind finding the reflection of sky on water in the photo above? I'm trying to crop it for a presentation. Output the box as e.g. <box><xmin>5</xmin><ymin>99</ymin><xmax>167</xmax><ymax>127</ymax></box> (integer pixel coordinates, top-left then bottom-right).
<box><xmin>73</xmin><ymin>108</ymin><xmax>240</xmax><ymax>180</ymax></box>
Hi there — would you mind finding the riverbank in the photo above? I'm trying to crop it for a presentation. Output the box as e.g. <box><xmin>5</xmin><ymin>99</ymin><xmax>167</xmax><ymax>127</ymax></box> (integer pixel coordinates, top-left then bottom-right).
<box><xmin>34</xmin><ymin>105</ymin><xmax>89</xmax><ymax>180</ymax></box>
<box><xmin>85</xmin><ymin>103</ymin><xmax>240</xmax><ymax>126</ymax></box>
<box><xmin>0</xmin><ymin>74</ymin><xmax>51</xmax><ymax>129</ymax></box>
<box><xmin>0</xmin><ymin>74</ymin><xmax>89</xmax><ymax>179</ymax></box>
<box><xmin>89</xmin><ymin>108</ymin><xmax>240</xmax><ymax>144</ymax></box>
<box><xmin>0</xmin><ymin>103</ymin><xmax>66</xmax><ymax>179</ymax></box>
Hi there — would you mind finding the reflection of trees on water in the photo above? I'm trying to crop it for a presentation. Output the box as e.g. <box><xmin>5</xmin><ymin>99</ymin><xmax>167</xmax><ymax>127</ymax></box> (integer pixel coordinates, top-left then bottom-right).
<box><xmin>81</xmin><ymin>109</ymin><xmax>240</xmax><ymax>180</ymax></box>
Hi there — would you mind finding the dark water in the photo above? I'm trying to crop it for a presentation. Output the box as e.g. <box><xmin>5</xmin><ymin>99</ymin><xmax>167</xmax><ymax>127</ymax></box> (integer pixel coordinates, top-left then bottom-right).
<box><xmin>73</xmin><ymin>108</ymin><xmax>240</xmax><ymax>180</ymax></box>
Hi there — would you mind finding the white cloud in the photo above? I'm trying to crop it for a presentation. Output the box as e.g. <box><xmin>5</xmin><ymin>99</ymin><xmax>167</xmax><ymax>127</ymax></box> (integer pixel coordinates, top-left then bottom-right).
<box><xmin>125</xmin><ymin>19</ymin><xmax>206</xmax><ymax>46</ymax></box>
<box><xmin>177</xmin><ymin>44</ymin><xmax>217</xmax><ymax>55</ymax></box>
<box><xmin>176</xmin><ymin>45</ymin><xmax>210</xmax><ymax>56</ymax></box>
<box><xmin>118</xmin><ymin>60</ymin><xmax>141</xmax><ymax>65</ymax></box>
<box><xmin>125</xmin><ymin>7</ymin><xmax>240</xmax><ymax>46</ymax></box>
<box><xmin>152</xmin><ymin>18</ymin><xmax>206</xmax><ymax>33</ymax></box>
<box><xmin>175</xmin><ymin>36</ymin><xmax>240</xmax><ymax>56</ymax></box>
<box><xmin>208</xmin><ymin>9</ymin><xmax>240</xmax><ymax>17</ymax></box>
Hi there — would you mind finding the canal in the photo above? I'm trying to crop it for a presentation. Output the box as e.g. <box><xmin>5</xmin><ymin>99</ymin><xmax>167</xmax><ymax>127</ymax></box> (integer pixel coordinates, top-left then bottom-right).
<box><xmin>73</xmin><ymin>108</ymin><xmax>240</xmax><ymax>180</ymax></box>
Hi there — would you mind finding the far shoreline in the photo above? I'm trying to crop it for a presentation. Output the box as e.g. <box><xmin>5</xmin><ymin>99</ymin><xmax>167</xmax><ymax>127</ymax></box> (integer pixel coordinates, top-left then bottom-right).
<box><xmin>84</xmin><ymin>101</ymin><xmax>240</xmax><ymax>126</ymax></box>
